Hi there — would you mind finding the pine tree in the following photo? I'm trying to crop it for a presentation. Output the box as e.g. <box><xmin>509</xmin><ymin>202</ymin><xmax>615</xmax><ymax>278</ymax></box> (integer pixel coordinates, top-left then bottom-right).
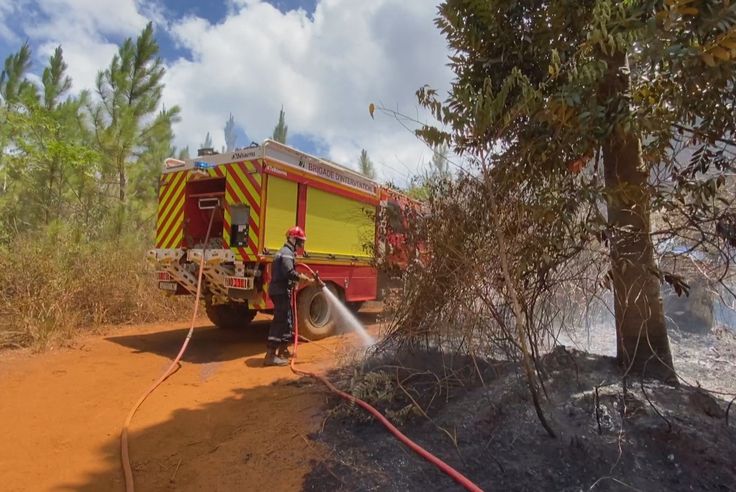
<box><xmin>36</xmin><ymin>47</ymin><xmax>79</xmax><ymax>224</ymax></box>
<box><xmin>1</xmin><ymin>45</ymin><xmax>98</xmax><ymax>230</ymax></box>
<box><xmin>272</xmin><ymin>107</ymin><xmax>288</xmax><ymax>144</ymax></box>
<box><xmin>358</xmin><ymin>149</ymin><xmax>376</xmax><ymax>179</ymax></box>
<box><xmin>41</xmin><ymin>47</ymin><xmax>71</xmax><ymax>110</ymax></box>
<box><xmin>0</xmin><ymin>43</ymin><xmax>35</xmax><ymax>197</ymax></box>
<box><xmin>224</xmin><ymin>113</ymin><xmax>237</xmax><ymax>152</ymax></box>
<box><xmin>129</xmin><ymin>106</ymin><xmax>178</xmax><ymax>218</ymax></box>
<box><xmin>91</xmin><ymin>22</ymin><xmax>180</xmax><ymax>207</ymax></box>
<box><xmin>201</xmin><ymin>131</ymin><xmax>213</xmax><ymax>149</ymax></box>
<box><xmin>0</xmin><ymin>42</ymin><xmax>35</xmax><ymax>105</ymax></box>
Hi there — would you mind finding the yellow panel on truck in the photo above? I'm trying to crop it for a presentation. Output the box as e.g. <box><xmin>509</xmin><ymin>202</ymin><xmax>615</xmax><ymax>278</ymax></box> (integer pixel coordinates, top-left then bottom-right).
<box><xmin>305</xmin><ymin>188</ymin><xmax>374</xmax><ymax>259</ymax></box>
<box><xmin>264</xmin><ymin>176</ymin><xmax>298</xmax><ymax>251</ymax></box>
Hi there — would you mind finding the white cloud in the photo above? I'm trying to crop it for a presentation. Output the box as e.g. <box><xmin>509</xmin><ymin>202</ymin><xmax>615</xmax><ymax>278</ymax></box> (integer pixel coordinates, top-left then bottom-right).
<box><xmin>0</xmin><ymin>0</ymin><xmax>29</xmax><ymax>42</ymax></box>
<box><xmin>0</xmin><ymin>23</ymin><xmax>15</xmax><ymax>44</ymax></box>
<box><xmin>164</xmin><ymin>0</ymin><xmax>453</xmax><ymax>184</ymax></box>
<box><xmin>24</xmin><ymin>0</ymin><xmax>149</xmax><ymax>40</ymax></box>
<box><xmin>9</xmin><ymin>0</ymin><xmax>153</xmax><ymax>93</ymax></box>
<box><xmin>3</xmin><ymin>0</ymin><xmax>453</xmax><ymax>184</ymax></box>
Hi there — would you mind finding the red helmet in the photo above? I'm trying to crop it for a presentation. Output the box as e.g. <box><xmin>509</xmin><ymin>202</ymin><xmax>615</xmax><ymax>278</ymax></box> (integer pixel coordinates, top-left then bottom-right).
<box><xmin>286</xmin><ymin>226</ymin><xmax>307</xmax><ymax>240</ymax></box>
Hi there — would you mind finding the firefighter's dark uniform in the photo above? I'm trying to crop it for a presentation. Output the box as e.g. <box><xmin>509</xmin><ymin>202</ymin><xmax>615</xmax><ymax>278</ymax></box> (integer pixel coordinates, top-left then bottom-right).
<box><xmin>267</xmin><ymin>242</ymin><xmax>300</xmax><ymax>349</ymax></box>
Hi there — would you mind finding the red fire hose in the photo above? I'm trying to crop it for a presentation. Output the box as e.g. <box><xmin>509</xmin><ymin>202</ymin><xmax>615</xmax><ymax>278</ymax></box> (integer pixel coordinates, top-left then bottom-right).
<box><xmin>292</xmin><ymin>264</ymin><xmax>484</xmax><ymax>492</ymax></box>
<box><xmin>121</xmin><ymin>209</ymin><xmax>216</xmax><ymax>492</ymax></box>
<box><xmin>120</xmin><ymin>210</ymin><xmax>483</xmax><ymax>492</ymax></box>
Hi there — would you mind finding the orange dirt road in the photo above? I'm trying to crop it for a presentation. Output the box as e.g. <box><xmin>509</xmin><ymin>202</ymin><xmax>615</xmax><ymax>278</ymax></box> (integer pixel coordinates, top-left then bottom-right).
<box><xmin>0</xmin><ymin>309</ymin><xmax>381</xmax><ymax>491</ymax></box>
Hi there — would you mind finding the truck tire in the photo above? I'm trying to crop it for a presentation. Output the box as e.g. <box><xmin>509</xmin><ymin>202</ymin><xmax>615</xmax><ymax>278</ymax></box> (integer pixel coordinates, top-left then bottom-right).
<box><xmin>205</xmin><ymin>302</ymin><xmax>256</xmax><ymax>330</ymax></box>
<box><xmin>296</xmin><ymin>283</ymin><xmax>339</xmax><ymax>340</ymax></box>
<box><xmin>347</xmin><ymin>301</ymin><xmax>364</xmax><ymax>313</ymax></box>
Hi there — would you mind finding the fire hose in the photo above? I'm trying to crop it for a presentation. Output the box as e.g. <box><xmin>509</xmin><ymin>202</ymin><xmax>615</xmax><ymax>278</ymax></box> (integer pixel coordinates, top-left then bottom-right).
<box><xmin>120</xmin><ymin>208</ymin><xmax>216</xmax><ymax>492</ymax></box>
<box><xmin>293</xmin><ymin>264</ymin><xmax>483</xmax><ymax>492</ymax></box>
<box><xmin>120</xmin><ymin>205</ymin><xmax>483</xmax><ymax>492</ymax></box>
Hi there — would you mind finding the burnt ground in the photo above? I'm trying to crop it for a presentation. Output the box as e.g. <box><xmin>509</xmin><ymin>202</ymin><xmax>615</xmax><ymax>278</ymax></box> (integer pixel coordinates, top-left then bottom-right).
<box><xmin>303</xmin><ymin>331</ymin><xmax>736</xmax><ymax>491</ymax></box>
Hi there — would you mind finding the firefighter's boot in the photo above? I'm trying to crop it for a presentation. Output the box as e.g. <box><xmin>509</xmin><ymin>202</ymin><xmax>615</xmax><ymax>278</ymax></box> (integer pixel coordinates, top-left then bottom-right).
<box><xmin>264</xmin><ymin>347</ymin><xmax>288</xmax><ymax>367</ymax></box>
<box><xmin>277</xmin><ymin>343</ymin><xmax>292</xmax><ymax>360</ymax></box>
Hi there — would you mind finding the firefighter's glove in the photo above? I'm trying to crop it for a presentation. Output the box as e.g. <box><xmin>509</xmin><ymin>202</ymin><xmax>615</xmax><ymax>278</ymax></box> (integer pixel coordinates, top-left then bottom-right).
<box><xmin>298</xmin><ymin>273</ymin><xmax>314</xmax><ymax>285</ymax></box>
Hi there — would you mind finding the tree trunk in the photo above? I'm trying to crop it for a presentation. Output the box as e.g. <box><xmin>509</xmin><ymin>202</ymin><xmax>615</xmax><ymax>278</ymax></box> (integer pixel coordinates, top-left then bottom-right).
<box><xmin>45</xmin><ymin>157</ymin><xmax>59</xmax><ymax>225</ymax></box>
<box><xmin>119</xmin><ymin>164</ymin><xmax>126</xmax><ymax>203</ymax></box>
<box><xmin>483</xmin><ymin>166</ymin><xmax>556</xmax><ymax>437</ymax></box>
<box><xmin>115</xmin><ymin>156</ymin><xmax>127</xmax><ymax>236</ymax></box>
<box><xmin>599</xmin><ymin>52</ymin><xmax>675</xmax><ymax>381</ymax></box>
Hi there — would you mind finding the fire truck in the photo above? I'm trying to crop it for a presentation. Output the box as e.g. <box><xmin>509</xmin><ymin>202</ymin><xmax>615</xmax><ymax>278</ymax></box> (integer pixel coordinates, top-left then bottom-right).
<box><xmin>147</xmin><ymin>139</ymin><xmax>413</xmax><ymax>339</ymax></box>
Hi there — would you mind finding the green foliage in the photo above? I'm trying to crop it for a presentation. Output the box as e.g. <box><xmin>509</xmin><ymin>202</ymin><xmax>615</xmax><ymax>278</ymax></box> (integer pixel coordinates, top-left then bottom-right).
<box><xmin>329</xmin><ymin>369</ymin><xmax>419</xmax><ymax>424</ymax></box>
<box><xmin>408</xmin><ymin>0</ymin><xmax>736</xmax><ymax>377</ymax></box>
<box><xmin>404</xmin><ymin>182</ymin><xmax>430</xmax><ymax>201</ymax></box>
<box><xmin>0</xmin><ymin>42</ymin><xmax>35</xmax><ymax>104</ymax></box>
<box><xmin>42</xmin><ymin>47</ymin><xmax>72</xmax><ymax>110</ymax></box>
<box><xmin>272</xmin><ymin>106</ymin><xmax>288</xmax><ymax>144</ymax></box>
<box><xmin>0</xmin><ymin>43</ymin><xmax>35</xmax><ymax>211</ymax></box>
<box><xmin>0</xmin><ymin>25</ymin><xmax>188</xmax><ymax>347</ymax></box>
<box><xmin>2</xmin><ymin>102</ymin><xmax>99</xmax><ymax>230</ymax></box>
<box><xmin>90</xmin><ymin>22</ymin><xmax>180</xmax><ymax>207</ymax></box>
<box><xmin>0</xmin><ymin>24</ymin><xmax>179</xmax><ymax>240</ymax></box>
<box><xmin>421</xmin><ymin>0</ymin><xmax>736</xmax><ymax>168</ymax></box>
<box><xmin>416</xmin><ymin>0</ymin><xmax>736</xmax><ymax>279</ymax></box>
<box><xmin>177</xmin><ymin>146</ymin><xmax>190</xmax><ymax>160</ymax></box>
<box><xmin>0</xmin><ymin>45</ymin><xmax>101</xmax><ymax>237</ymax></box>
<box><xmin>358</xmin><ymin>148</ymin><xmax>376</xmax><ymax>179</ymax></box>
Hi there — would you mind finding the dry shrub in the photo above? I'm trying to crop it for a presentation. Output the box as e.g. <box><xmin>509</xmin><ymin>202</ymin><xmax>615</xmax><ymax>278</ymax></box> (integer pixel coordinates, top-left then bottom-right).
<box><xmin>327</xmin><ymin>369</ymin><xmax>411</xmax><ymax>423</ymax></box>
<box><xmin>0</xmin><ymin>227</ymin><xmax>189</xmax><ymax>349</ymax></box>
<box><xmin>381</xmin><ymin>172</ymin><xmax>602</xmax><ymax>361</ymax></box>
<box><xmin>376</xmin><ymin>172</ymin><xmax>610</xmax><ymax>436</ymax></box>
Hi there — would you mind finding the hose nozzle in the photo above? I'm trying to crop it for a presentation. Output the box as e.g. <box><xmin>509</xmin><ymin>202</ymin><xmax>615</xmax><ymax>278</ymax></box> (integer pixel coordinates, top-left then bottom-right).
<box><xmin>313</xmin><ymin>272</ymin><xmax>325</xmax><ymax>288</ymax></box>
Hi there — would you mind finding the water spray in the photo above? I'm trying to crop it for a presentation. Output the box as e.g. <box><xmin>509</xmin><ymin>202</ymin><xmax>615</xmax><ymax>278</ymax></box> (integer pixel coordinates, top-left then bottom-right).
<box><xmin>298</xmin><ymin>265</ymin><xmax>374</xmax><ymax>347</ymax></box>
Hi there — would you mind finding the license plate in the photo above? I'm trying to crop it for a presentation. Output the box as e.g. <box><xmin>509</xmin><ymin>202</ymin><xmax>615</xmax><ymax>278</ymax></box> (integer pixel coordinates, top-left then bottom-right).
<box><xmin>156</xmin><ymin>271</ymin><xmax>172</xmax><ymax>281</ymax></box>
<box><xmin>226</xmin><ymin>276</ymin><xmax>254</xmax><ymax>290</ymax></box>
<box><xmin>159</xmin><ymin>281</ymin><xmax>178</xmax><ymax>292</ymax></box>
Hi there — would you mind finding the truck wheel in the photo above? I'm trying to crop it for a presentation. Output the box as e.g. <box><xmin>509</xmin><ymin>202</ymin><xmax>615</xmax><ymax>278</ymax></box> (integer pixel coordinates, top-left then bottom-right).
<box><xmin>296</xmin><ymin>284</ymin><xmax>339</xmax><ymax>340</ymax></box>
<box><xmin>205</xmin><ymin>302</ymin><xmax>256</xmax><ymax>330</ymax></box>
<box><xmin>347</xmin><ymin>301</ymin><xmax>364</xmax><ymax>313</ymax></box>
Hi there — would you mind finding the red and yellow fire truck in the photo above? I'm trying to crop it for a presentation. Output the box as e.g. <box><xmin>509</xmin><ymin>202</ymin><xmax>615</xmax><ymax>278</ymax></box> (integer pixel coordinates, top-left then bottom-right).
<box><xmin>147</xmin><ymin>139</ymin><xmax>413</xmax><ymax>339</ymax></box>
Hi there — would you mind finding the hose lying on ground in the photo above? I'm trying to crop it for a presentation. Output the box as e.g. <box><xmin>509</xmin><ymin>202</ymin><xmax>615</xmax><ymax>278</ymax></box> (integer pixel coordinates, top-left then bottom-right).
<box><xmin>119</xmin><ymin>217</ymin><xmax>483</xmax><ymax>492</ymax></box>
<box><xmin>292</xmin><ymin>264</ymin><xmax>484</xmax><ymax>492</ymax></box>
<box><xmin>120</xmin><ymin>209</ymin><xmax>216</xmax><ymax>492</ymax></box>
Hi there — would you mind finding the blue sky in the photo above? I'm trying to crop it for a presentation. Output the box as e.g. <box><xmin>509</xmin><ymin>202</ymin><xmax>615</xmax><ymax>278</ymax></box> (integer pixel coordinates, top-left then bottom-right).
<box><xmin>0</xmin><ymin>0</ymin><xmax>452</xmax><ymax>184</ymax></box>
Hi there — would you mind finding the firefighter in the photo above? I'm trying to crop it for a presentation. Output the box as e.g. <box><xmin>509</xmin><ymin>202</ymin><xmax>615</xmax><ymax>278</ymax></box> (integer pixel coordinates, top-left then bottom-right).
<box><xmin>264</xmin><ymin>226</ymin><xmax>314</xmax><ymax>366</ymax></box>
